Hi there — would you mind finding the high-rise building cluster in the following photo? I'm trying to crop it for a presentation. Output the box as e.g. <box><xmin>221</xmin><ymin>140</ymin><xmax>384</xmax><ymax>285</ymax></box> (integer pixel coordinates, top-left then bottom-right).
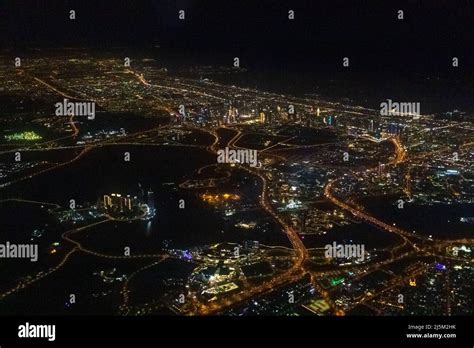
<box><xmin>102</xmin><ymin>193</ymin><xmax>139</xmax><ymax>213</ymax></box>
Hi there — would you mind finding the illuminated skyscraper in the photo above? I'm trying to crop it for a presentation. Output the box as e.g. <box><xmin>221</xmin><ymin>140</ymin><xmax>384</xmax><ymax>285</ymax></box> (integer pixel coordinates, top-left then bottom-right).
<box><xmin>125</xmin><ymin>195</ymin><xmax>132</xmax><ymax>210</ymax></box>
<box><xmin>103</xmin><ymin>194</ymin><xmax>112</xmax><ymax>208</ymax></box>
<box><xmin>225</xmin><ymin>106</ymin><xmax>239</xmax><ymax>124</ymax></box>
<box><xmin>147</xmin><ymin>190</ymin><xmax>155</xmax><ymax>211</ymax></box>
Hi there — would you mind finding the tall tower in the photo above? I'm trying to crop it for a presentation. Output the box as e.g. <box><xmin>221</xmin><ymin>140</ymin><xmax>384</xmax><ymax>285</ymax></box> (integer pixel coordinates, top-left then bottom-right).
<box><xmin>147</xmin><ymin>190</ymin><xmax>155</xmax><ymax>211</ymax></box>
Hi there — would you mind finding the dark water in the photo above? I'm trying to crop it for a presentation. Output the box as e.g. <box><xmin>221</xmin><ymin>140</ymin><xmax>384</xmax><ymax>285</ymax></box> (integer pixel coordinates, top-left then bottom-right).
<box><xmin>363</xmin><ymin>198</ymin><xmax>474</xmax><ymax>239</ymax></box>
<box><xmin>1</xmin><ymin>145</ymin><xmax>292</xmax><ymax>252</ymax></box>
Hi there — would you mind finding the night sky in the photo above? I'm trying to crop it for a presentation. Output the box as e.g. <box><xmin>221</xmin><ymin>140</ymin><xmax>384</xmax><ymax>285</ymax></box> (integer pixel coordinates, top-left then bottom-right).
<box><xmin>1</xmin><ymin>1</ymin><xmax>473</xmax><ymax>79</ymax></box>
<box><xmin>1</xmin><ymin>1</ymin><xmax>473</xmax><ymax>49</ymax></box>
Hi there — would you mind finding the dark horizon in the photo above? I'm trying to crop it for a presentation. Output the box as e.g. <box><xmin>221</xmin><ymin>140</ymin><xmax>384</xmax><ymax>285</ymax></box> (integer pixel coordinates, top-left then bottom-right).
<box><xmin>1</xmin><ymin>1</ymin><xmax>473</xmax><ymax>66</ymax></box>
